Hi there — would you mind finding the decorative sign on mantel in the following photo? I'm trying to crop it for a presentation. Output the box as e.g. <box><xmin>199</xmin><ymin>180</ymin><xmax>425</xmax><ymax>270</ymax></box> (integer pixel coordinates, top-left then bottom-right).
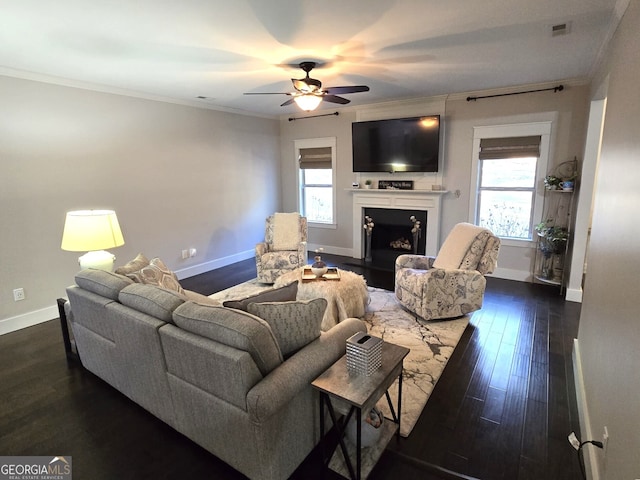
<box><xmin>378</xmin><ymin>180</ymin><xmax>414</xmax><ymax>190</ymax></box>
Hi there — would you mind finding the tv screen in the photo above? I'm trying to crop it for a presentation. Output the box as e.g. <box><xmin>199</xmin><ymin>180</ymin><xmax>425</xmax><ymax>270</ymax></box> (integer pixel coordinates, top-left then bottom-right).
<box><xmin>352</xmin><ymin>115</ymin><xmax>440</xmax><ymax>173</ymax></box>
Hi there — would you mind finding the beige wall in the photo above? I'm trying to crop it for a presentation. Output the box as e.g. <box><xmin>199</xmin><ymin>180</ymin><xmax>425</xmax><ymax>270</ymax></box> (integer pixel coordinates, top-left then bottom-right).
<box><xmin>279</xmin><ymin>84</ymin><xmax>591</xmax><ymax>280</ymax></box>
<box><xmin>0</xmin><ymin>76</ymin><xmax>280</xmax><ymax>330</ymax></box>
<box><xmin>576</xmin><ymin>0</ymin><xmax>640</xmax><ymax>478</ymax></box>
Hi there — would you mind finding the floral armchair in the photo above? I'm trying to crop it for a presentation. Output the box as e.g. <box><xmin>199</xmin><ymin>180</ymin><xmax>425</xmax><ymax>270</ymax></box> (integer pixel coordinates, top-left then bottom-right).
<box><xmin>395</xmin><ymin>223</ymin><xmax>500</xmax><ymax>321</ymax></box>
<box><xmin>256</xmin><ymin>213</ymin><xmax>308</xmax><ymax>284</ymax></box>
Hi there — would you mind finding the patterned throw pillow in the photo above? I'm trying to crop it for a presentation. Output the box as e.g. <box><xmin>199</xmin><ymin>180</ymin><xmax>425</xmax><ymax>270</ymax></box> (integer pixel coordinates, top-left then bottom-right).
<box><xmin>247</xmin><ymin>298</ymin><xmax>327</xmax><ymax>357</ymax></box>
<box><xmin>127</xmin><ymin>257</ymin><xmax>185</xmax><ymax>295</ymax></box>
<box><xmin>114</xmin><ymin>253</ymin><xmax>150</xmax><ymax>275</ymax></box>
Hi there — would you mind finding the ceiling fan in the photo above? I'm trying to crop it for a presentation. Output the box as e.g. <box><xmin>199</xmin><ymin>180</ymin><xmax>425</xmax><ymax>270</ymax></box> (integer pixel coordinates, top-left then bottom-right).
<box><xmin>244</xmin><ymin>61</ymin><xmax>370</xmax><ymax>111</ymax></box>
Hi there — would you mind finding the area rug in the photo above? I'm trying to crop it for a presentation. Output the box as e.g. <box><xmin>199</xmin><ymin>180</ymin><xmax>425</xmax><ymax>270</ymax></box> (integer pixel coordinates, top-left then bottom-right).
<box><xmin>209</xmin><ymin>281</ymin><xmax>469</xmax><ymax>437</ymax></box>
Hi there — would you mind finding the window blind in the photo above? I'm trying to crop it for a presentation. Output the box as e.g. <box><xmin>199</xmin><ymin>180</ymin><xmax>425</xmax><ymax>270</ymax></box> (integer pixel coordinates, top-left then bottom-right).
<box><xmin>298</xmin><ymin>147</ymin><xmax>332</xmax><ymax>169</ymax></box>
<box><xmin>479</xmin><ymin>136</ymin><xmax>541</xmax><ymax>160</ymax></box>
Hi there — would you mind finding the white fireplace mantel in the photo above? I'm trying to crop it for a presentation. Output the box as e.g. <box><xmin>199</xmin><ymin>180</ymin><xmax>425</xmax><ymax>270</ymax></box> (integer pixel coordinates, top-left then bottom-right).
<box><xmin>349</xmin><ymin>189</ymin><xmax>447</xmax><ymax>259</ymax></box>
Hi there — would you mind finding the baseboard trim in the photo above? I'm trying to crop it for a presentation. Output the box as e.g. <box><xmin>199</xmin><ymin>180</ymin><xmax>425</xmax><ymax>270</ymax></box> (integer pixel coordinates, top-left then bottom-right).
<box><xmin>490</xmin><ymin>266</ymin><xmax>530</xmax><ymax>282</ymax></box>
<box><xmin>0</xmin><ymin>305</ymin><xmax>59</xmax><ymax>336</ymax></box>
<box><xmin>573</xmin><ymin>339</ymin><xmax>599</xmax><ymax>480</ymax></box>
<box><xmin>174</xmin><ymin>250</ymin><xmax>254</xmax><ymax>280</ymax></box>
<box><xmin>565</xmin><ymin>287</ymin><xmax>583</xmax><ymax>303</ymax></box>
<box><xmin>307</xmin><ymin>243</ymin><xmax>354</xmax><ymax>258</ymax></box>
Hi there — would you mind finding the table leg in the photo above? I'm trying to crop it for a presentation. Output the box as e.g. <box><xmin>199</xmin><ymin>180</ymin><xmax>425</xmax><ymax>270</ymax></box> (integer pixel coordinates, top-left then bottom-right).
<box><xmin>356</xmin><ymin>406</ymin><xmax>362</xmax><ymax>480</ymax></box>
<box><xmin>57</xmin><ymin>298</ymin><xmax>79</xmax><ymax>362</ymax></box>
<box><xmin>397</xmin><ymin>366</ymin><xmax>403</xmax><ymax>439</ymax></box>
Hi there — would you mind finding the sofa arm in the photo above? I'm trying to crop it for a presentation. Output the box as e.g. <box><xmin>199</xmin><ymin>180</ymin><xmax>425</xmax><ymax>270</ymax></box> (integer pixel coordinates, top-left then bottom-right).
<box><xmin>246</xmin><ymin>317</ymin><xmax>366</xmax><ymax>423</ymax></box>
<box><xmin>396</xmin><ymin>254</ymin><xmax>435</xmax><ymax>271</ymax></box>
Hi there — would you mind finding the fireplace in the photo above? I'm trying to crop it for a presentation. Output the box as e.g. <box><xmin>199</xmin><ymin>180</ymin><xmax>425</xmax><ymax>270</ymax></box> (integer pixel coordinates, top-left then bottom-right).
<box><xmin>364</xmin><ymin>208</ymin><xmax>427</xmax><ymax>271</ymax></box>
<box><xmin>350</xmin><ymin>189</ymin><xmax>445</xmax><ymax>266</ymax></box>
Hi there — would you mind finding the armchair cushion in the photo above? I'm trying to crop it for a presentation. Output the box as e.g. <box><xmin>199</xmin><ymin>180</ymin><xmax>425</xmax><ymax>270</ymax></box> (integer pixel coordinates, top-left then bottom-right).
<box><xmin>433</xmin><ymin>223</ymin><xmax>487</xmax><ymax>269</ymax></box>
<box><xmin>271</xmin><ymin>212</ymin><xmax>302</xmax><ymax>251</ymax></box>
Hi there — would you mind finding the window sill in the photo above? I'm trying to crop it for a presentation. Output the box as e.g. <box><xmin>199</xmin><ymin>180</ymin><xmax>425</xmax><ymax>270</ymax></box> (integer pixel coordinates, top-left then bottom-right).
<box><xmin>499</xmin><ymin>238</ymin><xmax>536</xmax><ymax>248</ymax></box>
<box><xmin>308</xmin><ymin>222</ymin><xmax>337</xmax><ymax>230</ymax></box>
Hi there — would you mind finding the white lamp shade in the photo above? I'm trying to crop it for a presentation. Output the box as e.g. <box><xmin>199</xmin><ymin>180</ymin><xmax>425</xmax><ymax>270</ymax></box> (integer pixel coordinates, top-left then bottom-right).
<box><xmin>293</xmin><ymin>94</ymin><xmax>323</xmax><ymax>112</ymax></box>
<box><xmin>61</xmin><ymin>210</ymin><xmax>125</xmax><ymax>252</ymax></box>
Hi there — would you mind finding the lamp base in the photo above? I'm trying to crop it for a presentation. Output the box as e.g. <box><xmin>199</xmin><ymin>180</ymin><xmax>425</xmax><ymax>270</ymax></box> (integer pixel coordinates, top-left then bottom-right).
<box><xmin>79</xmin><ymin>250</ymin><xmax>116</xmax><ymax>272</ymax></box>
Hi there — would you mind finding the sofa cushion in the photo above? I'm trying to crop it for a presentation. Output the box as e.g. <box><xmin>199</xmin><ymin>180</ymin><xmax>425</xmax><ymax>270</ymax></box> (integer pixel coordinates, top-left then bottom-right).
<box><xmin>119</xmin><ymin>283</ymin><xmax>185</xmax><ymax>322</ymax></box>
<box><xmin>223</xmin><ymin>281</ymin><xmax>298</xmax><ymax>311</ymax></box>
<box><xmin>114</xmin><ymin>253</ymin><xmax>150</xmax><ymax>275</ymax></box>
<box><xmin>172</xmin><ymin>302</ymin><xmax>283</xmax><ymax>375</ymax></box>
<box><xmin>126</xmin><ymin>257</ymin><xmax>185</xmax><ymax>295</ymax></box>
<box><xmin>247</xmin><ymin>298</ymin><xmax>326</xmax><ymax>357</ymax></box>
<box><xmin>75</xmin><ymin>269</ymin><xmax>133</xmax><ymax>300</ymax></box>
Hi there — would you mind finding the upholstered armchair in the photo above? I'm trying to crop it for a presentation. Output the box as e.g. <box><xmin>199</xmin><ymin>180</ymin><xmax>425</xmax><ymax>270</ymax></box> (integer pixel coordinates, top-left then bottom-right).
<box><xmin>256</xmin><ymin>213</ymin><xmax>308</xmax><ymax>284</ymax></box>
<box><xmin>395</xmin><ymin>223</ymin><xmax>500</xmax><ymax>321</ymax></box>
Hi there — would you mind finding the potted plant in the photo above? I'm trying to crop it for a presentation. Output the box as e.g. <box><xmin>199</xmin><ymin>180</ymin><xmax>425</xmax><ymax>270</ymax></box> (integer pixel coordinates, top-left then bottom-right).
<box><xmin>364</xmin><ymin>179</ymin><xmax>373</xmax><ymax>189</ymax></box>
<box><xmin>535</xmin><ymin>221</ymin><xmax>569</xmax><ymax>279</ymax></box>
<box><xmin>544</xmin><ymin>175</ymin><xmax>562</xmax><ymax>190</ymax></box>
<box><xmin>535</xmin><ymin>221</ymin><xmax>569</xmax><ymax>255</ymax></box>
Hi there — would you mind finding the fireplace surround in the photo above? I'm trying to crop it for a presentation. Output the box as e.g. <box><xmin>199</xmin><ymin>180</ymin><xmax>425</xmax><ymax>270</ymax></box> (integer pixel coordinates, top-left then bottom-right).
<box><xmin>350</xmin><ymin>189</ymin><xmax>445</xmax><ymax>263</ymax></box>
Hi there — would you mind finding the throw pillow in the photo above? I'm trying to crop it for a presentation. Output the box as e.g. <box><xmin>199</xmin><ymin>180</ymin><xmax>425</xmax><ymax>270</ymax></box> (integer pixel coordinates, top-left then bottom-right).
<box><xmin>247</xmin><ymin>297</ymin><xmax>326</xmax><ymax>357</ymax></box>
<box><xmin>223</xmin><ymin>281</ymin><xmax>298</xmax><ymax>311</ymax></box>
<box><xmin>127</xmin><ymin>257</ymin><xmax>185</xmax><ymax>295</ymax></box>
<box><xmin>114</xmin><ymin>253</ymin><xmax>150</xmax><ymax>275</ymax></box>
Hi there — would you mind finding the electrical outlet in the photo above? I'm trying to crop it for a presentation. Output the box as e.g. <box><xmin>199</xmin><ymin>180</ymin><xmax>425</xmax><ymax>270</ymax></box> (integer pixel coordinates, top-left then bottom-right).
<box><xmin>189</xmin><ymin>248</ymin><xmax>197</xmax><ymax>257</ymax></box>
<box><xmin>568</xmin><ymin>432</ymin><xmax>580</xmax><ymax>450</ymax></box>
<box><xmin>13</xmin><ymin>288</ymin><xmax>25</xmax><ymax>301</ymax></box>
<box><xmin>181</xmin><ymin>250</ymin><xmax>189</xmax><ymax>260</ymax></box>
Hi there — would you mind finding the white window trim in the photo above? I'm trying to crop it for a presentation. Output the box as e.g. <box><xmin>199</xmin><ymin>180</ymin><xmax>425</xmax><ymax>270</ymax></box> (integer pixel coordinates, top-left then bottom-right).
<box><xmin>469</xmin><ymin>121</ymin><xmax>552</xmax><ymax>248</ymax></box>
<box><xmin>294</xmin><ymin>137</ymin><xmax>337</xmax><ymax>228</ymax></box>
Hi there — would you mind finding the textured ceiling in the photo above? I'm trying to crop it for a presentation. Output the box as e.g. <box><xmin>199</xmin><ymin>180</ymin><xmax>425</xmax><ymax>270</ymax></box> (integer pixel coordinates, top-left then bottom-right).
<box><xmin>0</xmin><ymin>0</ymin><xmax>623</xmax><ymax>116</ymax></box>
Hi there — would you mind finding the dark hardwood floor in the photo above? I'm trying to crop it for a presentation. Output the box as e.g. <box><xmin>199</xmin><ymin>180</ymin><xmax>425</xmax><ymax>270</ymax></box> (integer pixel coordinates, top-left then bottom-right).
<box><xmin>0</xmin><ymin>255</ymin><xmax>583</xmax><ymax>479</ymax></box>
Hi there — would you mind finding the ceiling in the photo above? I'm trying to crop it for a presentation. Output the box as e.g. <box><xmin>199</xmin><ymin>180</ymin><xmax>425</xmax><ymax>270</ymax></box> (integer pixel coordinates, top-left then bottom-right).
<box><xmin>0</xmin><ymin>0</ymin><xmax>623</xmax><ymax>117</ymax></box>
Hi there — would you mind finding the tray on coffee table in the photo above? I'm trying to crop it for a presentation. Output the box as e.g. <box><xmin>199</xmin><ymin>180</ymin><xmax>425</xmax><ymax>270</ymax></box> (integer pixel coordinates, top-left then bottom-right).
<box><xmin>301</xmin><ymin>266</ymin><xmax>341</xmax><ymax>282</ymax></box>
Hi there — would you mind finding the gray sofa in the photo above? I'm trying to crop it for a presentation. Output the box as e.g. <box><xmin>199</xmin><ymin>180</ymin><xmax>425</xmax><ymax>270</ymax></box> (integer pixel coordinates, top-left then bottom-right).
<box><xmin>66</xmin><ymin>269</ymin><xmax>366</xmax><ymax>480</ymax></box>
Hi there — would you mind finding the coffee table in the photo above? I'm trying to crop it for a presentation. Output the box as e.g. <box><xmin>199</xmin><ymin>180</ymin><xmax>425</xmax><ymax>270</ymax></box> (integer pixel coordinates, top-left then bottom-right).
<box><xmin>274</xmin><ymin>267</ymin><xmax>368</xmax><ymax>331</ymax></box>
<box><xmin>311</xmin><ymin>341</ymin><xmax>410</xmax><ymax>480</ymax></box>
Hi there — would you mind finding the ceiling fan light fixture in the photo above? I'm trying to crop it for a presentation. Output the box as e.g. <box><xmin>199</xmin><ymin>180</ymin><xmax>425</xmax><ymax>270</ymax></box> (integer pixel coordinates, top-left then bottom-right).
<box><xmin>293</xmin><ymin>93</ymin><xmax>323</xmax><ymax>111</ymax></box>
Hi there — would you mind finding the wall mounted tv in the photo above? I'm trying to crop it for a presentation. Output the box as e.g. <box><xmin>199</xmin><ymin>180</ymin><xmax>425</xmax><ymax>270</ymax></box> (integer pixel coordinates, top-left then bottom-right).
<box><xmin>352</xmin><ymin>115</ymin><xmax>440</xmax><ymax>173</ymax></box>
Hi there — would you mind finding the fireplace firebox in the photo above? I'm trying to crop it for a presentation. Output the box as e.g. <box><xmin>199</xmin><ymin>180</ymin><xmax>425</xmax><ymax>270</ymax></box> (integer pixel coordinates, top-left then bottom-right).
<box><xmin>363</xmin><ymin>208</ymin><xmax>427</xmax><ymax>271</ymax></box>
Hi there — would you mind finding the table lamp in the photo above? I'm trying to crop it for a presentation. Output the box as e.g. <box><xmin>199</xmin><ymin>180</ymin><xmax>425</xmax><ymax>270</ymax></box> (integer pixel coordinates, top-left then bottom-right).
<box><xmin>61</xmin><ymin>210</ymin><xmax>125</xmax><ymax>271</ymax></box>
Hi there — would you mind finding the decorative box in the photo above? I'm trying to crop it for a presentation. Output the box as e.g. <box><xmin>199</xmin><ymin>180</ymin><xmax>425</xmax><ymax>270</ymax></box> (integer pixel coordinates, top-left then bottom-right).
<box><xmin>346</xmin><ymin>332</ymin><xmax>383</xmax><ymax>375</ymax></box>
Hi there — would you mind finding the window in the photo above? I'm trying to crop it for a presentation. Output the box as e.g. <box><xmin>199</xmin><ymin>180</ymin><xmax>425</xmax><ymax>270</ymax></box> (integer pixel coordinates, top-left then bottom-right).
<box><xmin>296</xmin><ymin>138</ymin><xmax>336</xmax><ymax>226</ymax></box>
<box><xmin>470</xmin><ymin>123</ymin><xmax>551</xmax><ymax>245</ymax></box>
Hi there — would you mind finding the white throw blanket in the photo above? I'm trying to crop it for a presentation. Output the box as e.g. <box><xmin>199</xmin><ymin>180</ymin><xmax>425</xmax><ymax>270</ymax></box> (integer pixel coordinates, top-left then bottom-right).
<box><xmin>272</xmin><ymin>212</ymin><xmax>300</xmax><ymax>251</ymax></box>
<box><xmin>432</xmin><ymin>222</ymin><xmax>485</xmax><ymax>269</ymax></box>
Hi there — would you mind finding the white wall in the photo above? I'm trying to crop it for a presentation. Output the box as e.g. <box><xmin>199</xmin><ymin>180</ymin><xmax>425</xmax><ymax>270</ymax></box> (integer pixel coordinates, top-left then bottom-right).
<box><xmin>575</xmin><ymin>0</ymin><xmax>640</xmax><ymax>478</ymax></box>
<box><xmin>279</xmin><ymin>84</ymin><xmax>591</xmax><ymax>282</ymax></box>
<box><xmin>0</xmin><ymin>75</ymin><xmax>280</xmax><ymax>332</ymax></box>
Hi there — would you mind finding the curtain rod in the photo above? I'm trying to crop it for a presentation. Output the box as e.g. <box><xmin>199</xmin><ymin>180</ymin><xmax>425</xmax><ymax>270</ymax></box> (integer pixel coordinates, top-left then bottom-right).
<box><xmin>288</xmin><ymin>111</ymin><xmax>339</xmax><ymax>121</ymax></box>
<box><xmin>467</xmin><ymin>85</ymin><xmax>564</xmax><ymax>102</ymax></box>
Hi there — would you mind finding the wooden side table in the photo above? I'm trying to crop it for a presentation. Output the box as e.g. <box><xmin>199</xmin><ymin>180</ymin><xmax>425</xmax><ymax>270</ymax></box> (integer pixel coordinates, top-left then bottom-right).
<box><xmin>57</xmin><ymin>298</ymin><xmax>80</xmax><ymax>362</ymax></box>
<box><xmin>311</xmin><ymin>341</ymin><xmax>410</xmax><ymax>480</ymax></box>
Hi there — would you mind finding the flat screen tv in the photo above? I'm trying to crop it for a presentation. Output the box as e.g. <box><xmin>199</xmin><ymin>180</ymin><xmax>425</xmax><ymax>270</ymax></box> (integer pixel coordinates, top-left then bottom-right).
<box><xmin>352</xmin><ymin>115</ymin><xmax>440</xmax><ymax>173</ymax></box>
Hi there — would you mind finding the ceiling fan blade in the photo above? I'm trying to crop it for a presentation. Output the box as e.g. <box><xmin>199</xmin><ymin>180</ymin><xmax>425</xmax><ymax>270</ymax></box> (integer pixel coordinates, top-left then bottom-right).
<box><xmin>243</xmin><ymin>92</ymin><xmax>291</xmax><ymax>95</ymax></box>
<box><xmin>322</xmin><ymin>95</ymin><xmax>351</xmax><ymax>105</ymax></box>
<box><xmin>323</xmin><ymin>85</ymin><xmax>370</xmax><ymax>95</ymax></box>
<box><xmin>280</xmin><ymin>98</ymin><xmax>296</xmax><ymax>107</ymax></box>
